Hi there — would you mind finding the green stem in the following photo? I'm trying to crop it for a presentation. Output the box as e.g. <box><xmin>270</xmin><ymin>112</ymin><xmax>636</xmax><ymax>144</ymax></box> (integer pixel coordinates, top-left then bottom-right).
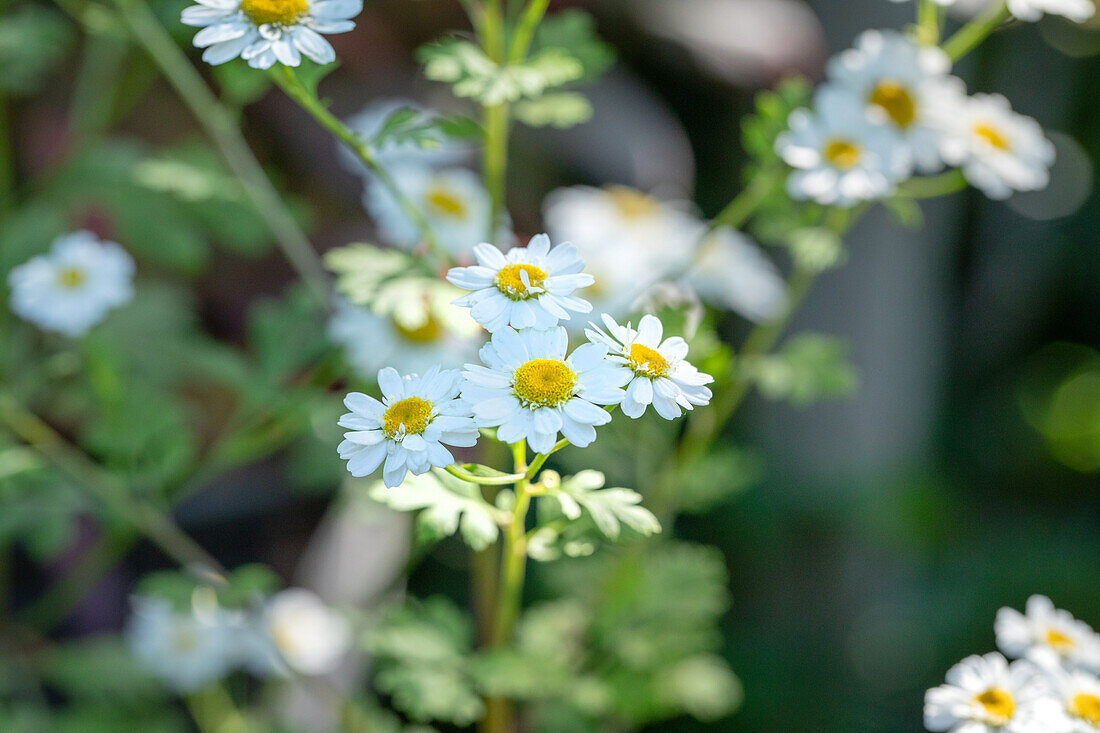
<box><xmin>483</xmin><ymin>102</ymin><xmax>510</xmax><ymax>242</ymax></box>
<box><xmin>917</xmin><ymin>0</ymin><xmax>942</xmax><ymax>46</ymax></box>
<box><xmin>0</xmin><ymin>93</ymin><xmax>15</xmax><ymax>216</ymax></box>
<box><xmin>942</xmin><ymin>1</ymin><xmax>1011</xmax><ymax>61</ymax></box>
<box><xmin>709</xmin><ymin>166</ymin><xmax>784</xmax><ymax>233</ymax></box>
<box><xmin>185</xmin><ymin>685</ymin><xmax>250</xmax><ymax>733</ymax></box>
<box><xmin>897</xmin><ymin>168</ymin><xmax>968</xmax><ymax>199</ymax></box>
<box><xmin>110</xmin><ymin>0</ymin><xmax>328</xmax><ymax>302</ymax></box>
<box><xmin>444</xmin><ymin>463</ymin><xmax>526</xmax><ymax>485</ymax></box>
<box><xmin>507</xmin><ymin>0</ymin><xmax>550</xmax><ymax>64</ymax></box>
<box><xmin>69</xmin><ymin>30</ymin><xmax>129</xmax><ymax>145</ymax></box>
<box><xmin>523</xmin><ymin>438</ymin><xmax>569</xmax><ymax>480</ymax></box>
<box><xmin>269</xmin><ymin>66</ymin><xmax>452</xmax><ymax>269</ymax></box>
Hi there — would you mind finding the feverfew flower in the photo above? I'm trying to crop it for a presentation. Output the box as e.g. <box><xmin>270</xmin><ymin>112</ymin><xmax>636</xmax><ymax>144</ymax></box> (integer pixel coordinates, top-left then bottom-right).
<box><xmin>126</xmin><ymin>596</ymin><xmax>236</xmax><ymax>693</ymax></box>
<box><xmin>248</xmin><ymin>589</ymin><xmax>351</xmax><ymax>676</ymax></box>
<box><xmin>181</xmin><ymin>0</ymin><xmax>360</xmax><ymax>69</ymax></box>
<box><xmin>447</xmin><ymin>234</ymin><xmax>593</xmax><ymax>333</ymax></box>
<box><xmin>461</xmin><ymin>326</ymin><xmax>628</xmax><ymax>453</ymax></box>
<box><xmin>924</xmin><ymin>652</ymin><xmax>1062</xmax><ymax>733</ymax></box>
<box><xmin>1049</xmin><ymin>669</ymin><xmax>1100</xmax><ymax>732</ymax></box>
<box><xmin>686</xmin><ymin>227</ymin><xmax>788</xmax><ymax>323</ymax></box>
<box><xmin>996</xmin><ymin>595</ymin><xmax>1100</xmax><ymax>673</ymax></box>
<box><xmin>364</xmin><ymin>165</ymin><xmax>496</xmax><ymax>258</ymax></box>
<box><xmin>777</xmin><ymin>89</ymin><xmax>910</xmax><ymax>207</ymax></box>
<box><xmin>933</xmin><ymin>92</ymin><xmax>1056</xmax><ymax>200</ymax></box>
<box><xmin>822</xmin><ymin>29</ymin><xmax>960</xmax><ymax>173</ymax></box>
<box><xmin>8</xmin><ymin>231</ymin><xmax>134</xmax><ymax>337</ymax></box>
<box><xmin>587</xmin><ymin>314</ymin><xmax>713</xmax><ymax>420</ymax></box>
<box><xmin>338</xmin><ymin>367</ymin><xmax>478</xmax><ymax>488</ymax></box>
<box><xmin>1007</xmin><ymin>0</ymin><xmax>1095</xmax><ymax>22</ymax></box>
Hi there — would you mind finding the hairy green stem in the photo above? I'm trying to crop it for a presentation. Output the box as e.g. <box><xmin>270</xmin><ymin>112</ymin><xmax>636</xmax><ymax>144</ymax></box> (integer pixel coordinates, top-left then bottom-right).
<box><xmin>110</xmin><ymin>0</ymin><xmax>328</xmax><ymax>301</ymax></box>
<box><xmin>943</xmin><ymin>1</ymin><xmax>1011</xmax><ymax>61</ymax></box>
<box><xmin>445</xmin><ymin>463</ymin><xmax>526</xmax><ymax>485</ymax></box>
<box><xmin>917</xmin><ymin>0</ymin><xmax>942</xmax><ymax>46</ymax></box>
<box><xmin>507</xmin><ymin>0</ymin><xmax>550</xmax><ymax>64</ymax></box>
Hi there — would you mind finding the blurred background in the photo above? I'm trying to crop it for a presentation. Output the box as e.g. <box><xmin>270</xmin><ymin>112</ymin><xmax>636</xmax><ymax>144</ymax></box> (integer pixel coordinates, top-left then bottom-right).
<box><xmin>3</xmin><ymin>0</ymin><xmax>1099</xmax><ymax>730</ymax></box>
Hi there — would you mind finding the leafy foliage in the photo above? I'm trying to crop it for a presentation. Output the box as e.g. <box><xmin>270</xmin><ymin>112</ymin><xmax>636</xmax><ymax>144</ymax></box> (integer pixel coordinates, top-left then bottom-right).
<box><xmin>419</xmin><ymin>39</ymin><xmax>584</xmax><ymax>105</ymax></box>
<box><xmin>0</xmin><ymin>5</ymin><xmax>75</xmax><ymax>96</ymax></box>
<box><xmin>743</xmin><ymin>334</ymin><xmax>859</xmax><ymax>406</ymax></box>
<box><xmin>369</xmin><ymin>470</ymin><xmax>504</xmax><ymax>551</ymax></box>
<box><xmin>541</xmin><ymin>470</ymin><xmax>661</xmax><ymax>540</ymax></box>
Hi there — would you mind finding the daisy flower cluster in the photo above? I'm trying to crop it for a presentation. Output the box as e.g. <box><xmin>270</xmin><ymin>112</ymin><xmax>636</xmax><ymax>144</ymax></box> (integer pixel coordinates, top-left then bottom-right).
<box><xmin>924</xmin><ymin>595</ymin><xmax>1100</xmax><ymax>733</ymax></box>
<box><xmin>336</xmin><ymin>234</ymin><xmax>715</xmax><ymax>488</ymax></box>
<box><xmin>888</xmin><ymin>0</ymin><xmax>1095</xmax><ymax>23</ymax></box>
<box><xmin>778</xmin><ymin>19</ymin><xmax>1067</xmax><ymax>206</ymax></box>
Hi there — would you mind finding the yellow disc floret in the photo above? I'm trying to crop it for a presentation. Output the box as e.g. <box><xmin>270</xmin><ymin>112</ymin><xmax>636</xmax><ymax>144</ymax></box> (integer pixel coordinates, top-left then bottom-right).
<box><xmin>512</xmin><ymin>359</ymin><xmax>577</xmax><ymax>407</ymax></box>
<box><xmin>425</xmin><ymin>186</ymin><xmax>468</xmax><ymax>219</ymax></box>
<box><xmin>1045</xmin><ymin>627</ymin><xmax>1076</xmax><ymax>652</ymax></box>
<box><xmin>1070</xmin><ymin>692</ymin><xmax>1100</xmax><ymax>725</ymax></box>
<box><xmin>393</xmin><ymin>314</ymin><xmax>442</xmax><ymax>344</ymax></box>
<box><xmin>869</xmin><ymin>80</ymin><xmax>917</xmax><ymax>129</ymax></box>
<box><xmin>974</xmin><ymin>688</ymin><xmax>1016</xmax><ymax>724</ymax></box>
<box><xmin>382</xmin><ymin>397</ymin><xmax>433</xmax><ymax>438</ymax></box>
<box><xmin>824</xmin><ymin>138</ymin><xmax>862</xmax><ymax>169</ymax></box>
<box><xmin>495</xmin><ymin>263</ymin><xmax>547</xmax><ymax>300</ymax></box>
<box><xmin>56</xmin><ymin>267</ymin><xmax>86</xmax><ymax>289</ymax></box>
<box><xmin>606</xmin><ymin>186</ymin><xmax>660</xmax><ymax>220</ymax></box>
<box><xmin>628</xmin><ymin>343</ymin><xmax>669</xmax><ymax>377</ymax></box>
<box><xmin>241</xmin><ymin>0</ymin><xmax>308</xmax><ymax>26</ymax></box>
<box><xmin>973</xmin><ymin>123</ymin><xmax>1011</xmax><ymax>151</ymax></box>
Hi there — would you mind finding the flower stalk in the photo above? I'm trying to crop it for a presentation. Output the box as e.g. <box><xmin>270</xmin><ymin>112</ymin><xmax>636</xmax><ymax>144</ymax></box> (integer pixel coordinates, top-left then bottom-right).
<box><xmin>943</xmin><ymin>0</ymin><xmax>1012</xmax><ymax>61</ymax></box>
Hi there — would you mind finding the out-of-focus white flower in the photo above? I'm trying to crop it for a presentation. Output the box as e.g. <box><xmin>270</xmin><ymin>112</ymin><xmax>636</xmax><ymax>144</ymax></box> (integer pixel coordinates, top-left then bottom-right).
<box><xmin>933</xmin><ymin>92</ymin><xmax>1056</xmax><ymax>200</ymax></box>
<box><xmin>542</xmin><ymin>185</ymin><xmax>701</xmax><ymax>321</ymax></box>
<box><xmin>256</xmin><ymin>589</ymin><xmax>351</xmax><ymax>676</ymax></box>
<box><xmin>327</xmin><ymin>284</ymin><xmax>481</xmax><ymax>379</ymax></box>
<box><xmin>338</xmin><ymin>366</ymin><xmax>478</xmax><ymax>488</ymax></box>
<box><xmin>777</xmin><ymin>89</ymin><xmax>910</xmax><ymax>207</ymax></box>
<box><xmin>1007</xmin><ymin>0</ymin><xmax>1095</xmax><ymax>21</ymax></box>
<box><xmin>686</xmin><ymin>227</ymin><xmax>787</xmax><ymax>323</ymax></box>
<box><xmin>8</xmin><ymin>231</ymin><xmax>134</xmax><ymax>337</ymax></box>
<box><xmin>180</xmin><ymin>0</ymin><xmax>360</xmax><ymax>69</ymax></box>
<box><xmin>461</xmin><ymin>326</ymin><xmax>627</xmax><ymax>453</ymax></box>
<box><xmin>1047</xmin><ymin>668</ymin><xmax>1100</xmax><ymax>732</ymax></box>
<box><xmin>446</xmin><ymin>234</ymin><xmax>593</xmax><ymax>333</ymax></box>
<box><xmin>924</xmin><ymin>652</ymin><xmax>1063</xmax><ymax>732</ymax></box>
<box><xmin>126</xmin><ymin>596</ymin><xmax>237</xmax><ymax>693</ymax></box>
<box><xmin>364</xmin><ymin>165</ymin><xmax>499</xmax><ymax>259</ymax></box>
<box><xmin>997</xmin><ymin>595</ymin><xmax>1100</xmax><ymax>673</ymax></box>
<box><xmin>339</xmin><ymin>99</ymin><xmax>467</xmax><ymax>177</ymax></box>
<box><xmin>822</xmin><ymin>29</ymin><xmax>961</xmax><ymax>174</ymax></box>
<box><xmin>586</xmin><ymin>314</ymin><xmax>713</xmax><ymax>420</ymax></box>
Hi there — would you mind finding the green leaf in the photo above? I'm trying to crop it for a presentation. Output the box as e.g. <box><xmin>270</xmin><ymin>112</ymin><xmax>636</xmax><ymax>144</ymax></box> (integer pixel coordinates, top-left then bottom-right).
<box><xmin>743</xmin><ymin>333</ymin><xmax>859</xmax><ymax>406</ymax></box>
<box><xmin>532</xmin><ymin>9</ymin><xmax>615</xmax><ymax>82</ymax></box>
<box><xmin>40</xmin><ymin>637</ymin><xmax>169</xmax><ymax>702</ymax></box>
<box><xmin>675</xmin><ymin>446</ymin><xmax>763</xmax><ymax>514</ymax></box>
<box><xmin>419</xmin><ymin>38</ymin><xmax>584</xmax><ymax>105</ymax></box>
<box><xmin>545</xmin><ymin>470</ymin><xmax>661</xmax><ymax>540</ymax></box>
<box><xmin>514</xmin><ymin>92</ymin><xmax>594</xmax><ymax>128</ymax></box>
<box><xmin>0</xmin><ymin>6</ymin><xmax>75</xmax><ymax>95</ymax></box>
<box><xmin>211</xmin><ymin>58</ymin><xmax>273</xmax><ymax>107</ymax></box>
<box><xmin>369</xmin><ymin>469</ymin><xmax>502</xmax><ymax>551</ymax></box>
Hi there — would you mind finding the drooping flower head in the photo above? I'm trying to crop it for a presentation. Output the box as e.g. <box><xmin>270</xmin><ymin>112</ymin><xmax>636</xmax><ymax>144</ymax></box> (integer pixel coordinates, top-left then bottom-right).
<box><xmin>181</xmin><ymin>0</ymin><xmax>361</xmax><ymax>69</ymax></box>
<box><xmin>247</xmin><ymin>589</ymin><xmax>351</xmax><ymax>676</ymax></box>
<box><xmin>126</xmin><ymin>596</ymin><xmax>237</xmax><ymax>693</ymax></box>
<box><xmin>8</xmin><ymin>230</ymin><xmax>134</xmax><ymax>337</ymax></box>
<box><xmin>447</xmin><ymin>234</ymin><xmax>594</xmax><ymax>333</ymax></box>
<box><xmin>338</xmin><ymin>366</ymin><xmax>478</xmax><ymax>488</ymax></box>
<box><xmin>586</xmin><ymin>314</ymin><xmax>713</xmax><ymax>420</ymax></box>
<box><xmin>997</xmin><ymin>595</ymin><xmax>1100</xmax><ymax>674</ymax></box>
<box><xmin>461</xmin><ymin>326</ymin><xmax>627</xmax><ymax>453</ymax></box>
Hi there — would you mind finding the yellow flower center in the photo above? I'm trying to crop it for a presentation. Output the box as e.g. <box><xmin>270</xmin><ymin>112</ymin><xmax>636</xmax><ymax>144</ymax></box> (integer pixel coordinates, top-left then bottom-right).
<box><xmin>824</xmin><ymin>138</ymin><xmax>862</xmax><ymax>169</ymax></box>
<box><xmin>1070</xmin><ymin>693</ymin><xmax>1100</xmax><ymax>725</ymax></box>
<box><xmin>56</xmin><ymin>267</ymin><xmax>86</xmax><ymax>289</ymax></box>
<box><xmin>606</xmin><ymin>186</ymin><xmax>660</xmax><ymax>220</ymax></box>
<box><xmin>628</xmin><ymin>343</ymin><xmax>669</xmax><ymax>377</ymax></box>
<box><xmin>494</xmin><ymin>263</ymin><xmax>547</xmax><ymax>300</ymax></box>
<box><xmin>382</xmin><ymin>397</ymin><xmax>433</xmax><ymax>438</ymax></box>
<box><xmin>869</xmin><ymin>80</ymin><xmax>917</xmax><ymax>129</ymax></box>
<box><xmin>974</xmin><ymin>688</ymin><xmax>1016</xmax><ymax>723</ymax></box>
<box><xmin>1046</xmin><ymin>627</ymin><xmax>1076</xmax><ymax>652</ymax></box>
<box><xmin>171</xmin><ymin>627</ymin><xmax>198</xmax><ymax>652</ymax></box>
<box><xmin>973</xmin><ymin>122</ymin><xmax>1011</xmax><ymax>151</ymax></box>
<box><xmin>240</xmin><ymin>0</ymin><xmax>308</xmax><ymax>25</ymax></box>
<box><xmin>425</xmin><ymin>186</ymin><xmax>468</xmax><ymax>219</ymax></box>
<box><xmin>512</xmin><ymin>358</ymin><xmax>577</xmax><ymax>408</ymax></box>
<box><xmin>392</xmin><ymin>314</ymin><xmax>442</xmax><ymax>344</ymax></box>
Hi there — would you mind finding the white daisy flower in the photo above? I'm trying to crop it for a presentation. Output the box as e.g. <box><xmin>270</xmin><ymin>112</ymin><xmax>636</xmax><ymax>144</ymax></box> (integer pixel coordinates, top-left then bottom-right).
<box><xmin>446</xmin><ymin>234</ymin><xmax>594</xmax><ymax>333</ymax></box>
<box><xmin>339</xmin><ymin>99</ymin><xmax>468</xmax><ymax>177</ymax></box>
<box><xmin>586</xmin><ymin>314</ymin><xmax>713</xmax><ymax>420</ymax></box>
<box><xmin>924</xmin><ymin>652</ymin><xmax>1063</xmax><ymax>733</ymax></box>
<box><xmin>364</xmin><ymin>165</ymin><xmax>500</xmax><ymax>259</ymax></box>
<box><xmin>777</xmin><ymin>88</ymin><xmax>911</xmax><ymax>207</ymax></box>
<box><xmin>542</xmin><ymin>185</ymin><xmax>702</xmax><ymax>322</ymax></box>
<box><xmin>126</xmin><ymin>596</ymin><xmax>237</xmax><ymax>693</ymax></box>
<box><xmin>1008</xmin><ymin>0</ymin><xmax>1095</xmax><ymax>22</ymax></box>
<box><xmin>461</xmin><ymin>326</ymin><xmax>628</xmax><ymax>453</ymax></box>
<box><xmin>822</xmin><ymin>29</ymin><xmax>961</xmax><ymax>174</ymax></box>
<box><xmin>338</xmin><ymin>366</ymin><xmax>479</xmax><ymax>488</ymax></box>
<box><xmin>327</xmin><ymin>287</ymin><xmax>481</xmax><ymax>380</ymax></box>
<box><xmin>180</xmin><ymin>0</ymin><xmax>360</xmax><ymax>70</ymax></box>
<box><xmin>932</xmin><ymin>92</ymin><xmax>1056</xmax><ymax>200</ymax></box>
<box><xmin>685</xmin><ymin>227</ymin><xmax>788</xmax><ymax>323</ymax></box>
<box><xmin>241</xmin><ymin>589</ymin><xmax>351</xmax><ymax>677</ymax></box>
<box><xmin>1049</xmin><ymin>669</ymin><xmax>1100</xmax><ymax>732</ymax></box>
<box><xmin>997</xmin><ymin>595</ymin><xmax>1100</xmax><ymax>673</ymax></box>
<box><xmin>8</xmin><ymin>230</ymin><xmax>134</xmax><ymax>338</ymax></box>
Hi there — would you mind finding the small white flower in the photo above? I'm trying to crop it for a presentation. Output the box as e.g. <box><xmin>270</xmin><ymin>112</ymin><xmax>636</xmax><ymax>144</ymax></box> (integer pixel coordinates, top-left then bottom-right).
<box><xmin>446</xmin><ymin>234</ymin><xmax>594</xmax><ymax>333</ymax></box>
<box><xmin>338</xmin><ymin>366</ymin><xmax>479</xmax><ymax>488</ymax></box>
<box><xmin>686</xmin><ymin>227</ymin><xmax>787</xmax><ymax>323</ymax></box>
<box><xmin>997</xmin><ymin>595</ymin><xmax>1100</xmax><ymax>673</ymax></box>
<box><xmin>181</xmin><ymin>0</ymin><xmax>360</xmax><ymax>69</ymax></box>
<box><xmin>932</xmin><ymin>92</ymin><xmax>1056</xmax><ymax>200</ymax></box>
<box><xmin>1049</xmin><ymin>668</ymin><xmax>1100</xmax><ymax>732</ymax></box>
<box><xmin>778</xmin><ymin>88</ymin><xmax>911</xmax><ymax>207</ymax></box>
<box><xmin>822</xmin><ymin>29</ymin><xmax>962</xmax><ymax>174</ymax></box>
<box><xmin>542</xmin><ymin>185</ymin><xmax>701</xmax><ymax>320</ymax></box>
<box><xmin>8</xmin><ymin>231</ymin><xmax>134</xmax><ymax>337</ymax></box>
<box><xmin>364</xmin><ymin>165</ymin><xmax>499</xmax><ymax>259</ymax></box>
<box><xmin>586</xmin><ymin>314</ymin><xmax>713</xmax><ymax>420</ymax></box>
<box><xmin>461</xmin><ymin>326</ymin><xmax>628</xmax><ymax>453</ymax></box>
<box><xmin>126</xmin><ymin>596</ymin><xmax>237</xmax><ymax>693</ymax></box>
<box><xmin>339</xmin><ymin>99</ymin><xmax>468</xmax><ymax>177</ymax></box>
<box><xmin>924</xmin><ymin>652</ymin><xmax>1063</xmax><ymax>733</ymax></box>
<box><xmin>253</xmin><ymin>589</ymin><xmax>351</xmax><ymax>676</ymax></box>
<box><xmin>1007</xmin><ymin>0</ymin><xmax>1095</xmax><ymax>22</ymax></box>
